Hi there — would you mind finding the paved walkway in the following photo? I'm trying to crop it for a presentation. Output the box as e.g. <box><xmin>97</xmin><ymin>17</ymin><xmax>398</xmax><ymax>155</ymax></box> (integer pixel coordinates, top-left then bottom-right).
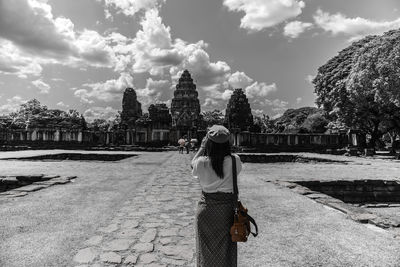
<box><xmin>72</xmin><ymin>153</ymin><xmax>199</xmax><ymax>266</ymax></box>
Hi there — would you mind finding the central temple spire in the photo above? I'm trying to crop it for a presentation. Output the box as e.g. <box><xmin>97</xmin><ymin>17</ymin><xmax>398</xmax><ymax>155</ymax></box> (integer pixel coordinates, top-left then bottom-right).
<box><xmin>170</xmin><ymin>70</ymin><xmax>201</xmax><ymax>138</ymax></box>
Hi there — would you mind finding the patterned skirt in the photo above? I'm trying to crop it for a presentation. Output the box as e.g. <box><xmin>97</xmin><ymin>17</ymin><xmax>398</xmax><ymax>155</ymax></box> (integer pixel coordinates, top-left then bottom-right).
<box><xmin>195</xmin><ymin>191</ymin><xmax>237</xmax><ymax>267</ymax></box>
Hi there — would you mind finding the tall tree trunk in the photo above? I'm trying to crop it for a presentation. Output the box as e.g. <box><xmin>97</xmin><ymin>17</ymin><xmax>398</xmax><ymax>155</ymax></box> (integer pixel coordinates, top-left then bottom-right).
<box><xmin>368</xmin><ymin>122</ymin><xmax>381</xmax><ymax>149</ymax></box>
<box><xmin>388</xmin><ymin>131</ymin><xmax>398</xmax><ymax>155</ymax></box>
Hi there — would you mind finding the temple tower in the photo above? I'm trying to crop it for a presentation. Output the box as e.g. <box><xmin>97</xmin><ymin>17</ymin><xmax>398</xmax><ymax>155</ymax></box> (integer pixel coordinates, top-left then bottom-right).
<box><xmin>120</xmin><ymin>88</ymin><xmax>142</xmax><ymax>129</ymax></box>
<box><xmin>149</xmin><ymin>103</ymin><xmax>172</xmax><ymax>129</ymax></box>
<box><xmin>170</xmin><ymin>70</ymin><xmax>201</xmax><ymax>139</ymax></box>
<box><xmin>224</xmin><ymin>88</ymin><xmax>253</xmax><ymax>131</ymax></box>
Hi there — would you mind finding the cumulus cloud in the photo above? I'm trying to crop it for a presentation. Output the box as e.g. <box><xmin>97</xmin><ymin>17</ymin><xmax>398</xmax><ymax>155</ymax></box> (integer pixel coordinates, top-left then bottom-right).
<box><xmin>284</xmin><ymin>21</ymin><xmax>313</xmax><ymax>38</ymax></box>
<box><xmin>0</xmin><ymin>0</ymin><xmax>75</xmax><ymax>57</ymax></box>
<box><xmin>266</xmin><ymin>99</ymin><xmax>289</xmax><ymax>113</ymax></box>
<box><xmin>0</xmin><ymin>0</ymin><xmax>115</xmax><ymax>78</ymax></box>
<box><xmin>296</xmin><ymin>97</ymin><xmax>302</xmax><ymax>104</ymax></box>
<box><xmin>101</xmin><ymin>0</ymin><xmax>165</xmax><ymax>17</ymax></box>
<box><xmin>314</xmin><ymin>9</ymin><xmax>400</xmax><ymax>41</ymax></box>
<box><xmin>78</xmin><ymin>72</ymin><xmax>134</xmax><ymax>102</ymax></box>
<box><xmin>203</xmin><ymin>97</ymin><xmax>220</xmax><ymax>108</ymax></box>
<box><xmin>83</xmin><ymin>106</ymin><xmax>118</xmax><ymax>122</ymax></box>
<box><xmin>32</xmin><ymin>79</ymin><xmax>51</xmax><ymax>94</ymax></box>
<box><xmin>221</xmin><ymin>89</ymin><xmax>234</xmax><ymax>101</ymax></box>
<box><xmin>223</xmin><ymin>0</ymin><xmax>305</xmax><ymax>31</ymax></box>
<box><xmin>305</xmin><ymin>74</ymin><xmax>314</xmax><ymax>84</ymax></box>
<box><xmin>228</xmin><ymin>71</ymin><xmax>253</xmax><ymax>89</ymax></box>
<box><xmin>245</xmin><ymin>82</ymin><xmax>277</xmax><ymax>98</ymax></box>
<box><xmin>0</xmin><ymin>95</ymin><xmax>25</xmax><ymax>115</ymax></box>
<box><xmin>136</xmin><ymin>78</ymin><xmax>171</xmax><ymax>109</ymax></box>
<box><xmin>0</xmin><ymin>40</ymin><xmax>42</xmax><ymax>78</ymax></box>
<box><xmin>73</xmin><ymin>89</ymin><xmax>94</xmax><ymax>104</ymax></box>
<box><xmin>56</xmin><ymin>101</ymin><xmax>70</xmax><ymax>108</ymax></box>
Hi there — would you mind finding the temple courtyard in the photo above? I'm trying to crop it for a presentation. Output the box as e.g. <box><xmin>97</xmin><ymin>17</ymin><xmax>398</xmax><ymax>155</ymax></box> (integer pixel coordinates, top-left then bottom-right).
<box><xmin>0</xmin><ymin>150</ymin><xmax>400</xmax><ymax>266</ymax></box>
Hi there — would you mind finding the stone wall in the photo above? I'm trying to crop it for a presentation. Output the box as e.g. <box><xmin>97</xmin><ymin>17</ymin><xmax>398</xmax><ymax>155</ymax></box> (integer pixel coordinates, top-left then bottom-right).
<box><xmin>295</xmin><ymin>180</ymin><xmax>400</xmax><ymax>203</ymax></box>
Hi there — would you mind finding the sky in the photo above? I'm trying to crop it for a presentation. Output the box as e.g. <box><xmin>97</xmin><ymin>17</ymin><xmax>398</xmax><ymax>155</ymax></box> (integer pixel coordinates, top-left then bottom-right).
<box><xmin>0</xmin><ymin>0</ymin><xmax>399</xmax><ymax>121</ymax></box>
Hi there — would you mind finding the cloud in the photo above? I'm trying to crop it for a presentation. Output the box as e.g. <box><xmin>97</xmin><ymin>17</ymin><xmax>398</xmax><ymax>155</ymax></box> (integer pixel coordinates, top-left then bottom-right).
<box><xmin>130</xmin><ymin>9</ymin><xmax>183</xmax><ymax>75</ymax></box>
<box><xmin>73</xmin><ymin>89</ymin><xmax>94</xmax><ymax>104</ymax></box>
<box><xmin>296</xmin><ymin>97</ymin><xmax>302</xmax><ymax>104</ymax></box>
<box><xmin>305</xmin><ymin>74</ymin><xmax>314</xmax><ymax>84</ymax></box>
<box><xmin>0</xmin><ymin>95</ymin><xmax>25</xmax><ymax>115</ymax></box>
<box><xmin>0</xmin><ymin>40</ymin><xmax>43</xmax><ymax>78</ymax></box>
<box><xmin>32</xmin><ymin>79</ymin><xmax>51</xmax><ymax>94</ymax></box>
<box><xmin>101</xmin><ymin>0</ymin><xmax>165</xmax><ymax>17</ymax></box>
<box><xmin>266</xmin><ymin>99</ymin><xmax>289</xmax><ymax>113</ymax></box>
<box><xmin>136</xmin><ymin>78</ymin><xmax>171</xmax><ymax>109</ymax></box>
<box><xmin>202</xmin><ymin>97</ymin><xmax>220</xmax><ymax>108</ymax></box>
<box><xmin>0</xmin><ymin>0</ymin><xmax>115</xmax><ymax>78</ymax></box>
<box><xmin>78</xmin><ymin>72</ymin><xmax>134</xmax><ymax>102</ymax></box>
<box><xmin>252</xmin><ymin>109</ymin><xmax>265</xmax><ymax>116</ymax></box>
<box><xmin>228</xmin><ymin>71</ymin><xmax>253</xmax><ymax>89</ymax></box>
<box><xmin>56</xmin><ymin>101</ymin><xmax>70</xmax><ymax>108</ymax></box>
<box><xmin>221</xmin><ymin>89</ymin><xmax>234</xmax><ymax>101</ymax></box>
<box><xmin>245</xmin><ymin>82</ymin><xmax>277</xmax><ymax>98</ymax></box>
<box><xmin>314</xmin><ymin>9</ymin><xmax>400</xmax><ymax>41</ymax></box>
<box><xmin>83</xmin><ymin>106</ymin><xmax>118</xmax><ymax>122</ymax></box>
<box><xmin>223</xmin><ymin>0</ymin><xmax>305</xmax><ymax>31</ymax></box>
<box><xmin>0</xmin><ymin>0</ymin><xmax>75</xmax><ymax>57</ymax></box>
<box><xmin>283</xmin><ymin>21</ymin><xmax>313</xmax><ymax>38</ymax></box>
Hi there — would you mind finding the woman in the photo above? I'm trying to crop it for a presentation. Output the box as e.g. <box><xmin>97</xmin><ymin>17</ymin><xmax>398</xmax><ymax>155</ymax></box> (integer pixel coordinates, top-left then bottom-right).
<box><xmin>191</xmin><ymin>125</ymin><xmax>242</xmax><ymax>267</ymax></box>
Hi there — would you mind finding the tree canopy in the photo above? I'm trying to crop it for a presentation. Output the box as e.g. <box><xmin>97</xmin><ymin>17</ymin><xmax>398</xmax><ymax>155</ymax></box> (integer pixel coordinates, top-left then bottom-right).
<box><xmin>273</xmin><ymin>107</ymin><xmax>327</xmax><ymax>133</ymax></box>
<box><xmin>0</xmin><ymin>99</ymin><xmax>85</xmax><ymax>130</ymax></box>
<box><xmin>201</xmin><ymin>110</ymin><xmax>224</xmax><ymax>127</ymax></box>
<box><xmin>313</xmin><ymin>29</ymin><xmax>400</xmax><ymax>146</ymax></box>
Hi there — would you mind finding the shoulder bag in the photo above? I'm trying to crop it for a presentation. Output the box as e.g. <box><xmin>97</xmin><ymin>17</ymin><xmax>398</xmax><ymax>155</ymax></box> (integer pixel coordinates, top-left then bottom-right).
<box><xmin>230</xmin><ymin>155</ymin><xmax>258</xmax><ymax>242</ymax></box>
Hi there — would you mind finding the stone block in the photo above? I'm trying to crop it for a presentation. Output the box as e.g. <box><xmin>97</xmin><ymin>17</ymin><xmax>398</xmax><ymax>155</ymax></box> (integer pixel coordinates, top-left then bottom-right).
<box><xmin>325</xmin><ymin>202</ymin><xmax>352</xmax><ymax>214</ymax></box>
<box><xmin>2</xmin><ymin>177</ymin><xmax>19</xmax><ymax>185</ymax></box>
<box><xmin>124</xmin><ymin>255</ymin><xmax>138</xmax><ymax>265</ymax></box>
<box><xmin>51</xmin><ymin>178</ymin><xmax>70</xmax><ymax>185</ymax></box>
<box><xmin>13</xmin><ymin>185</ymin><xmax>47</xmax><ymax>192</ymax></box>
<box><xmin>100</xmin><ymin>252</ymin><xmax>121</xmax><ymax>264</ymax></box>
<box><xmin>140</xmin><ymin>229</ymin><xmax>157</xmax><ymax>242</ymax></box>
<box><xmin>139</xmin><ymin>253</ymin><xmax>157</xmax><ymax>264</ymax></box>
<box><xmin>133</xmin><ymin>242</ymin><xmax>154</xmax><ymax>253</ymax></box>
<box><xmin>159</xmin><ymin>245</ymin><xmax>193</xmax><ymax>260</ymax></box>
<box><xmin>350</xmin><ymin>213</ymin><xmax>377</xmax><ymax>223</ymax></box>
<box><xmin>103</xmin><ymin>239</ymin><xmax>132</xmax><ymax>251</ymax></box>
<box><xmin>16</xmin><ymin>175</ymin><xmax>43</xmax><ymax>184</ymax></box>
<box><xmin>41</xmin><ymin>175</ymin><xmax>60</xmax><ymax>180</ymax></box>
<box><xmin>73</xmin><ymin>247</ymin><xmax>97</xmax><ymax>263</ymax></box>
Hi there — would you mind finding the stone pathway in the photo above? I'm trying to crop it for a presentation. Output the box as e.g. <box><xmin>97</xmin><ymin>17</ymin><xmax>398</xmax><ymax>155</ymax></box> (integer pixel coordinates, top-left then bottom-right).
<box><xmin>72</xmin><ymin>152</ymin><xmax>199</xmax><ymax>266</ymax></box>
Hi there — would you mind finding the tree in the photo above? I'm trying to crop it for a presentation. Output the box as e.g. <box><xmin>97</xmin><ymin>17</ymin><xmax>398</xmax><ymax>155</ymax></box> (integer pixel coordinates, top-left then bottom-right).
<box><xmin>302</xmin><ymin>113</ymin><xmax>329</xmax><ymax>133</ymax></box>
<box><xmin>273</xmin><ymin>107</ymin><xmax>322</xmax><ymax>133</ymax></box>
<box><xmin>313</xmin><ymin>29</ymin><xmax>400</xmax><ymax>148</ymax></box>
<box><xmin>253</xmin><ymin>114</ymin><xmax>275</xmax><ymax>133</ymax></box>
<box><xmin>202</xmin><ymin>110</ymin><xmax>224</xmax><ymax>127</ymax></box>
<box><xmin>313</xmin><ymin>36</ymin><xmax>376</xmax><ymax>120</ymax></box>
<box><xmin>88</xmin><ymin>119</ymin><xmax>110</xmax><ymax>131</ymax></box>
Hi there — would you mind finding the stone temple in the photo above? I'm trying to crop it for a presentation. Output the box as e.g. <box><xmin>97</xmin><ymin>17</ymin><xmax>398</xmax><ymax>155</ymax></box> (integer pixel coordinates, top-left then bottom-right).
<box><xmin>170</xmin><ymin>70</ymin><xmax>201</xmax><ymax>139</ymax></box>
<box><xmin>0</xmin><ymin>69</ymin><xmax>359</xmax><ymax>150</ymax></box>
<box><xmin>225</xmin><ymin>88</ymin><xmax>253</xmax><ymax>131</ymax></box>
<box><xmin>120</xmin><ymin>88</ymin><xmax>142</xmax><ymax>129</ymax></box>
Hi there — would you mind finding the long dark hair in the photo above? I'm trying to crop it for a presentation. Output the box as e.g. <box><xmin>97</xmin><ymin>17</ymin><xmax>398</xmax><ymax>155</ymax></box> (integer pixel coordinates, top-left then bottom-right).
<box><xmin>205</xmin><ymin>140</ymin><xmax>231</xmax><ymax>178</ymax></box>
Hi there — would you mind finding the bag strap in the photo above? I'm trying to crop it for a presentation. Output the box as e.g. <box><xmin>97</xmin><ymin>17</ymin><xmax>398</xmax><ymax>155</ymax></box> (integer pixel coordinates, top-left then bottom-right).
<box><xmin>247</xmin><ymin>213</ymin><xmax>259</xmax><ymax>237</ymax></box>
<box><xmin>231</xmin><ymin>155</ymin><xmax>238</xmax><ymax>196</ymax></box>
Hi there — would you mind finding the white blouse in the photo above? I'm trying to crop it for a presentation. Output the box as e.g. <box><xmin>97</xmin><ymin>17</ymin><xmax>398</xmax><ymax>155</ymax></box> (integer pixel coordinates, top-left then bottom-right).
<box><xmin>191</xmin><ymin>154</ymin><xmax>242</xmax><ymax>193</ymax></box>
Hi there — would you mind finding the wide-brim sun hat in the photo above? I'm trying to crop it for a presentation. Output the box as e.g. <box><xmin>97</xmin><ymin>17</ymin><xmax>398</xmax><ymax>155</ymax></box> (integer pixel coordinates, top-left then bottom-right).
<box><xmin>207</xmin><ymin>125</ymin><xmax>230</xmax><ymax>143</ymax></box>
